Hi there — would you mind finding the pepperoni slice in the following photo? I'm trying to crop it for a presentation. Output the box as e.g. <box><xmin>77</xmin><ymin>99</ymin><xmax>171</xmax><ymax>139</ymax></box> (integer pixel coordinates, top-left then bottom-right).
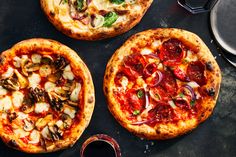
<box><xmin>126</xmin><ymin>89</ymin><xmax>145</xmax><ymax>112</ymax></box>
<box><xmin>160</xmin><ymin>70</ymin><xmax>178</xmax><ymax>96</ymax></box>
<box><xmin>174</xmin><ymin>97</ymin><xmax>191</xmax><ymax>110</ymax></box>
<box><xmin>148</xmin><ymin>101</ymin><xmax>175</xmax><ymax>121</ymax></box>
<box><xmin>187</xmin><ymin>61</ymin><xmax>207</xmax><ymax>86</ymax></box>
<box><xmin>159</xmin><ymin>39</ymin><xmax>184</xmax><ymax>66</ymax></box>
<box><xmin>123</xmin><ymin>53</ymin><xmax>146</xmax><ymax>74</ymax></box>
<box><xmin>173</xmin><ymin>67</ymin><xmax>190</xmax><ymax>82</ymax></box>
<box><xmin>149</xmin><ymin>86</ymin><xmax>171</xmax><ymax>102</ymax></box>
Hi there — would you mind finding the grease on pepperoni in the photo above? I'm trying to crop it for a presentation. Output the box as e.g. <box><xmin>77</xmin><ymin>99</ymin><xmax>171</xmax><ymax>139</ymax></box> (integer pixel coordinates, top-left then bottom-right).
<box><xmin>160</xmin><ymin>70</ymin><xmax>178</xmax><ymax>96</ymax></box>
<box><xmin>159</xmin><ymin>39</ymin><xmax>185</xmax><ymax>66</ymax></box>
<box><xmin>187</xmin><ymin>61</ymin><xmax>207</xmax><ymax>86</ymax></box>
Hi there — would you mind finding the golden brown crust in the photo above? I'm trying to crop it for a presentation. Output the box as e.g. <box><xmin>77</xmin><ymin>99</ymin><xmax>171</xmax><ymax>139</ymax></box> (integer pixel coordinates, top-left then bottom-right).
<box><xmin>103</xmin><ymin>28</ymin><xmax>222</xmax><ymax>140</ymax></box>
<box><xmin>40</xmin><ymin>0</ymin><xmax>153</xmax><ymax>40</ymax></box>
<box><xmin>0</xmin><ymin>38</ymin><xmax>95</xmax><ymax>153</ymax></box>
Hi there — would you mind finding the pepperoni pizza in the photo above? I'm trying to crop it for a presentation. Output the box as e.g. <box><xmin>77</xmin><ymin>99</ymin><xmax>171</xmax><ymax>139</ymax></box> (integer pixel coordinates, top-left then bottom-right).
<box><xmin>104</xmin><ymin>28</ymin><xmax>221</xmax><ymax>139</ymax></box>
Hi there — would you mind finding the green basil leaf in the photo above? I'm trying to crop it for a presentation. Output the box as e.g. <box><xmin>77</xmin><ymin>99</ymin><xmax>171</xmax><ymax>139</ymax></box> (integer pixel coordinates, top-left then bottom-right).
<box><xmin>190</xmin><ymin>100</ymin><xmax>196</xmax><ymax>107</ymax></box>
<box><xmin>77</xmin><ymin>0</ymin><xmax>84</xmax><ymax>11</ymax></box>
<box><xmin>133</xmin><ymin>110</ymin><xmax>140</xmax><ymax>115</ymax></box>
<box><xmin>110</xmin><ymin>0</ymin><xmax>125</xmax><ymax>4</ymax></box>
<box><xmin>137</xmin><ymin>90</ymin><xmax>144</xmax><ymax>99</ymax></box>
<box><xmin>103</xmin><ymin>12</ymin><xmax>118</xmax><ymax>27</ymax></box>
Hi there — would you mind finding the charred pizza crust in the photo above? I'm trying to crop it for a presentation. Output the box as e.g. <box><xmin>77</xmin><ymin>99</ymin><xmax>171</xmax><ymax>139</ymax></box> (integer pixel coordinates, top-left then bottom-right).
<box><xmin>40</xmin><ymin>0</ymin><xmax>153</xmax><ymax>40</ymax></box>
<box><xmin>0</xmin><ymin>39</ymin><xmax>95</xmax><ymax>153</ymax></box>
<box><xmin>103</xmin><ymin>28</ymin><xmax>221</xmax><ymax>140</ymax></box>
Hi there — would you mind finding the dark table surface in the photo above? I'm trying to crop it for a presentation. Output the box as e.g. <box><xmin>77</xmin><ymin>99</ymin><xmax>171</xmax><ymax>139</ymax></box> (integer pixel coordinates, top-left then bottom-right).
<box><xmin>0</xmin><ymin>0</ymin><xmax>236</xmax><ymax>157</ymax></box>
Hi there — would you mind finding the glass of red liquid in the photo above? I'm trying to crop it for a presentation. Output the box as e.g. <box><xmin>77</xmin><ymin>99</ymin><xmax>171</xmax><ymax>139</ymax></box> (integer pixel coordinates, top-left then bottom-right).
<box><xmin>178</xmin><ymin>0</ymin><xmax>218</xmax><ymax>14</ymax></box>
<box><xmin>80</xmin><ymin>134</ymin><xmax>121</xmax><ymax>157</ymax></box>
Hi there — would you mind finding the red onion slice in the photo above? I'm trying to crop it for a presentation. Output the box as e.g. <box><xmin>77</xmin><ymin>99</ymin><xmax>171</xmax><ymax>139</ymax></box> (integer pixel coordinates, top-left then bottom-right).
<box><xmin>148</xmin><ymin>71</ymin><xmax>163</xmax><ymax>87</ymax></box>
<box><xmin>183</xmin><ymin>85</ymin><xmax>196</xmax><ymax>101</ymax></box>
<box><xmin>144</xmin><ymin>91</ymin><xmax>150</xmax><ymax>109</ymax></box>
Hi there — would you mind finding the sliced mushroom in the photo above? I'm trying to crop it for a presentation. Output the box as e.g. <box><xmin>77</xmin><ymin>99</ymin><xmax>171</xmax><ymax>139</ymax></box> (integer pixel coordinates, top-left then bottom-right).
<box><xmin>30</xmin><ymin>87</ymin><xmax>47</xmax><ymax>102</ymax></box>
<box><xmin>61</xmin><ymin>114</ymin><xmax>72</xmax><ymax>129</ymax></box>
<box><xmin>20</xmin><ymin>95</ymin><xmax>34</xmax><ymax>113</ymax></box>
<box><xmin>24</xmin><ymin>63</ymin><xmax>40</xmax><ymax>73</ymax></box>
<box><xmin>70</xmin><ymin>83</ymin><xmax>81</xmax><ymax>102</ymax></box>
<box><xmin>0</xmin><ymin>77</ymin><xmax>20</xmax><ymax>91</ymax></box>
<box><xmin>31</xmin><ymin>54</ymin><xmax>42</xmax><ymax>64</ymax></box>
<box><xmin>14</xmin><ymin>69</ymin><xmax>28</xmax><ymax>89</ymax></box>
<box><xmin>7</xmin><ymin>112</ymin><xmax>17</xmax><ymax>123</ymax></box>
<box><xmin>41</xmin><ymin>55</ymin><xmax>53</xmax><ymax>65</ymax></box>
<box><xmin>48</xmin><ymin>125</ymin><xmax>61</xmax><ymax>141</ymax></box>
<box><xmin>35</xmin><ymin>114</ymin><xmax>53</xmax><ymax>130</ymax></box>
<box><xmin>48</xmin><ymin>93</ymin><xmax>64</xmax><ymax>111</ymax></box>
<box><xmin>67</xmin><ymin>100</ymin><xmax>78</xmax><ymax>107</ymax></box>
<box><xmin>91</xmin><ymin>14</ymin><xmax>104</xmax><ymax>28</ymax></box>
<box><xmin>23</xmin><ymin>118</ymin><xmax>35</xmax><ymax>132</ymax></box>
<box><xmin>53</xmin><ymin>56</ymin><xmax>68</xmax><ymax>73</ymax></box>
<box><xmin>41</xmin><ymin>126</ymin><xmax>53</xmax><ymax>141</ymax></box>
<box><xmin>48</xmin><ymin>72</ymin><xmax>62</xmax><ymax>83</ymax></box>
<box><xmin>21</xmin><ymin>57</ymin><xmax>30</xmax><ymax>76</ymax></box>
<box><xmin>39</xmin><ymin>65</ymin><xmax>52</xmax><ymax>77</ymax></box>
<box><xmin>54</xmin><ymin>87</ymin><xmax>68</xmax><ymax>97</ymax></box>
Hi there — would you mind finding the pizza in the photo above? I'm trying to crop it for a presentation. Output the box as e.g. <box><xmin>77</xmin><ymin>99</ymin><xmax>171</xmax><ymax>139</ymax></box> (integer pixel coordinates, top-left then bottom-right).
<box><xmin>103</xmin><ymin>28</ymin><xmax>222</xmax><ymax>140</ymax></box>
<box><xmin>40</xmin><ymin>0</ymin><xmax>153</xmax><ymax>40</ymax></box>
<box><xmin>0</xmin><ymin>39</ymin><xmax>95</xmax><ymax>153</ymax></box>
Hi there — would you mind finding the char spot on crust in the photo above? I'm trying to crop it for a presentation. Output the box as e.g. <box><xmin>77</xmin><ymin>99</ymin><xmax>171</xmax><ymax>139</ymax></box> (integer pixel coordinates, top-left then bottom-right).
<box><xmin>50</xmin><ymin>11</ymin><xmax>55</xmax><ymax>17</ymax></box>
<box><xmin>7</xmin><ymin>140</ymin><xmax>19</xmax><ymax>148</ymax></box>
<box><xmin>104</xmin><ymin>87</ymin><xmax>108</xmax><ymax>94</ymax></box>
<box><xmin>88</xmin><ymin>96</ymin><xmax>94</xmax><ymax>104</ymax></box>
<box><xmin>110</xmin><ymin>67</ymin><xmax>114</xmax><ymax>73</ymax></box>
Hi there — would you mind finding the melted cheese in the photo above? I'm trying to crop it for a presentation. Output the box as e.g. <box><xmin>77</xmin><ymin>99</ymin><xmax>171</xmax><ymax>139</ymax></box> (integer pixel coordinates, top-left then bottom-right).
<box><xmin>13</xmin><ymin>56</ymin><xmax>21</xmax><ymax>68</ymax></box>
<box><xmin>14</xmin><ymin>128</ymin><xmax>29</xmax><ymax>138</ymax></box>
<box><xmin>35</xmin><ymin>102</ymin><xmax>50</xmax><ymax>114</ymax></box>
<box><xmin>31</xmin><ymin>54</ymin><xmax>42</xmax><ymax>63</ymax></box>
<box><xmin>152</xmin><ymin>40</ymin><xmax>161</xmax><ymax>48</ymax></box>
<box><xmin>29</xmin><ymin>130</ymin><xmax>40</xmax><ymax>144</ymax></box>
<box><xmin>45</xmin><ymin>82</ymin><xmax>56</xmax><ymax>92</ymax></box>
<box><xmin>141</xmin><ymin>48</ymin><xmax>153</xmax><ymax>55</ymax></box>
<box><xmin>2</xmin><ymin>67</ymin><xmax>14</xmax><ymax>78</ymax></box>
<box><xmin>28</xmin><ymin>73</ymin><xmax>41</xmax><ymax>88</ymax></box>
<box><xmin>0</xmin><ymin>96</ymin><xmax>12</xmax><ymax>111</ymax></box>
<box><xmin>70</xmin><ymin>83</ymin><xmax>81</xmax><ymax>102</ymax></box>
<box><xmin>63</xmin><ymin>105</ymin><xmax>76</xmax><ymax>119</ymax></box>
<box><xmin>63</xmin><ymin>65</ymin><xmax>75</xmax><ymax>80</ymax></box>
<box><xmin>12</xmin><ymin>91</ymin><xmax>24</xmax><ymax>108</ymax></box>
<box><xmin>17</xmin><ymin>112</ymin><xmax>28</xmax><ymax>120</ymax></box>
<box><xmin>185</xmin><ymin>50</ymin><xmax>198</xmax><ymax>62</ymax></box>
<box><xmin>0</xmin><ymin>86</ymin><xmax>7</xmax><ymax>96</ymax></box>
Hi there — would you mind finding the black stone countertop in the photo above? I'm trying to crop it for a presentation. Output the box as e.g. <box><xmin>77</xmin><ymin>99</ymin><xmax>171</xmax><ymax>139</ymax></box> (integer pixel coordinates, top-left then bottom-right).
<box><xmin>0</xmin><ymin>0</ymin><xmax>235</xmax><ymax>157</ymax></box>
